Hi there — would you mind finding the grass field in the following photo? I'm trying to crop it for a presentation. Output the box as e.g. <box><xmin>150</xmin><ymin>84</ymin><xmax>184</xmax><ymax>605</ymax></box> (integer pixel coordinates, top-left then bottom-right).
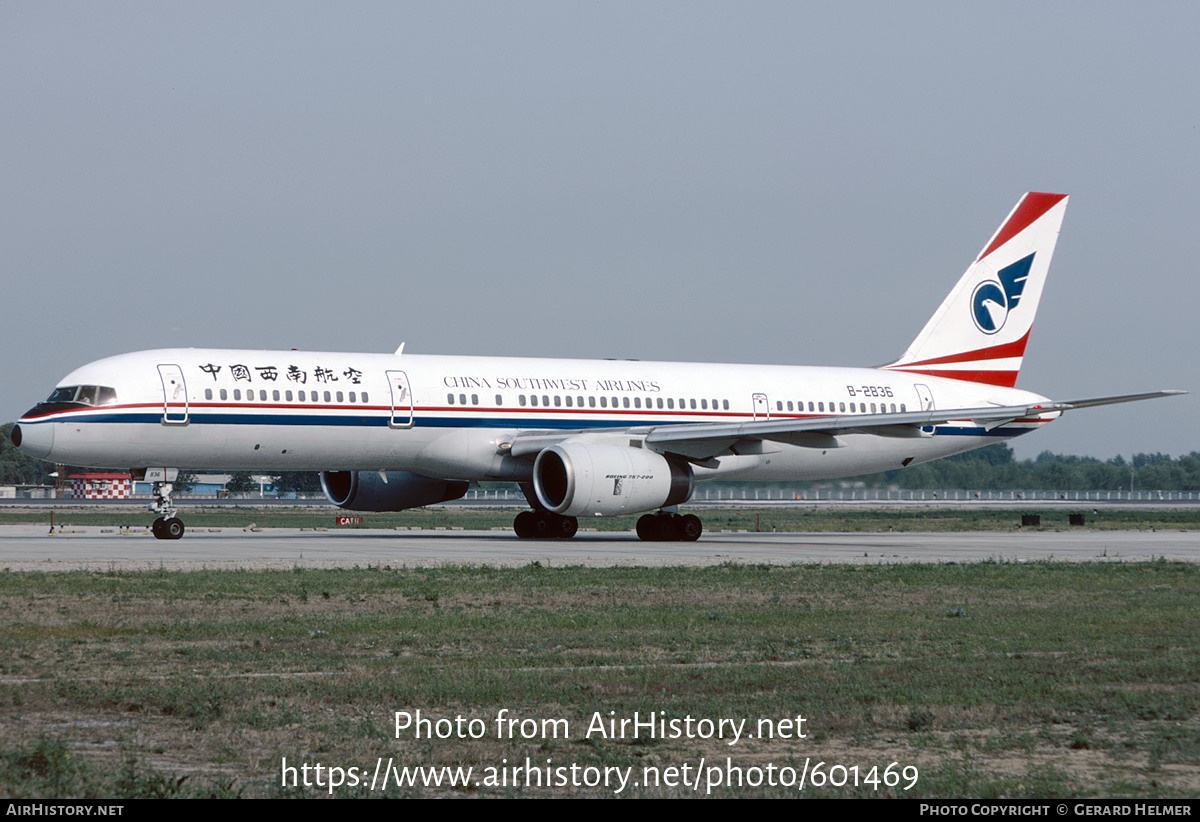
<box><xmin>4</xmin><ymin>504</ymin><xmax>1200</xmax><ymax>533</ymax></box>
<box><xmin>0</xmin><ymin>560</ymin><xmax>1196</xmax><ymax>797</ymax></box>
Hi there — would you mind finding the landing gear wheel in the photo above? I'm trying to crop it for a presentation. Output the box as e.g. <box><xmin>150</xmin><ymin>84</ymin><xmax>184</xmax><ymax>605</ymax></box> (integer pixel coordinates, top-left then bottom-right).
<box><xmin>636</xmin><ymin>514</ymin><xmax>660</xmax><ymax>541</ymax></box>
<box><xmin>637</xmin><ymin>512</ymin><xmax>704</xmax><ymax>542</ymax></box>
<box><xmin>151</xmin><ymin>517</ymin><xmax>185</xmax><ymax>540</ymax></box>
<box><xmin>513</xmin><ymin>511</ymin><xmax>578</xmax><ymax>539</ymax></box>
<box><xmin>678</xmin><ymin>514</ymin><xmax>702</xmax><ymax>542</ymax></box>
<box><xmin>514</xmin><ymin>511</ymin><xmax>536</xmax><ymax>539</ymax></box>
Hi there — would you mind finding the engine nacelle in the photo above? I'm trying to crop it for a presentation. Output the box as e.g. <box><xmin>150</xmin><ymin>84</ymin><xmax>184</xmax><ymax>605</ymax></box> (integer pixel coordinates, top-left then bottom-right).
<box><xmin>533</xmin><ymin>442</ymin><xmax>693</xmax><ymax>517</ymax></box>
<box><xmin>320</xmin><ymin>470</ymin><xmax>469</xmax><ymax>511</ymax></box>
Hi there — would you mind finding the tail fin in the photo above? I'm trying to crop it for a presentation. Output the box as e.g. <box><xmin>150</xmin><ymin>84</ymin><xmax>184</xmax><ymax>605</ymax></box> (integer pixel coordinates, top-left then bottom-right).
<box><xmin>883</xmin><ymin>192</ymin><xmax>1068</xmax><ymax>388</ymax></box>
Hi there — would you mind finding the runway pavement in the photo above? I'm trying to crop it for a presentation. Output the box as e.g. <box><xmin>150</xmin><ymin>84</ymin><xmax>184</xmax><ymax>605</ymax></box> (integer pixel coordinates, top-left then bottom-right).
<box><xmin>0</xmin><ymin>525</ymin><xmax>1196</xmax><ymax>571</ymax></box>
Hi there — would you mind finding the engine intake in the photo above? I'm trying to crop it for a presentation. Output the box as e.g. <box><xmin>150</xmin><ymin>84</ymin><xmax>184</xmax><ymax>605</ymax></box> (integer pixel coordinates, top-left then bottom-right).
<box><xmin>533</xmin><ymin>442</ymin><xmax>693</xmax><ymax>517</ymax></box>
<box><xmin>320</xmin><ymin>470</ymin><xmax>468</xmax><ymax>511</ymax></box>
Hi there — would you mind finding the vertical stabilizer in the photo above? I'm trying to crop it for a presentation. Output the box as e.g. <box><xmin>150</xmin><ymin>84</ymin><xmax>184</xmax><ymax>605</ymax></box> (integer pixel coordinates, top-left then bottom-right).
<box><xmin>883</xmin><ymin>192</ymin><xmax>1068</xmax><ymax>387</ymax></box>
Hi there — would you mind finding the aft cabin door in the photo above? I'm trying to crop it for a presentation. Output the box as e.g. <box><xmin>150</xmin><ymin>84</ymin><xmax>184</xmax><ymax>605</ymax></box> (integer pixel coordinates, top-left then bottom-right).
<box><xmin>915</xmin><ymin>384</ymin><xmax>935</xmax><ymax>411</ymax></box>
<box><xmin>157</xmin><ymin>364</ymin><xmax>188</xmax><ymax>425</ymax></box>
<box><xmin>386</xmin><ymin>370</ymin><xmax>414</xmax><ymax>429</ymax></box>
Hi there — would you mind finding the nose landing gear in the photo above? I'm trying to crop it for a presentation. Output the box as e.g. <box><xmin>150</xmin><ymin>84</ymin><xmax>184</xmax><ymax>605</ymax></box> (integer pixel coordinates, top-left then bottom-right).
<box><xmin>149</xmin><ymin>479</ymin><xmax>185</xmax><ymax>540</ymax></box>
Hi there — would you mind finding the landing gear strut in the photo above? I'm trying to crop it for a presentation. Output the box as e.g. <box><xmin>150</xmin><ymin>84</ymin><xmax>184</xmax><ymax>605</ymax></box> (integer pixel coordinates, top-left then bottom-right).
<box><xmin>149</xmin><ymin>480</ymin><xmax>185</xmax><ymax>540</ymax></box>
<box><xmin>513</xmin><ymin>510</ymin><xmax>578</xmax><ymax>539</ymax></box>
<box><xmin>636</xmin><ymin>512</ymin><xmax>703</xmax><ymax>542</ymax></box>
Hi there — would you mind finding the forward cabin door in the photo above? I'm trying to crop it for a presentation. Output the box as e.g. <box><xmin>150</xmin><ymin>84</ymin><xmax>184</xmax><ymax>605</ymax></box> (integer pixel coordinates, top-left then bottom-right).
<box><xmin>157</xmin><ymin>364</ymin><xmax>189</xmax><ymax>425</ymax></box>
<box><xmin>386</xmin><ymin>370</ymin><xmax>414</xmax><ymax>428</ymax></box>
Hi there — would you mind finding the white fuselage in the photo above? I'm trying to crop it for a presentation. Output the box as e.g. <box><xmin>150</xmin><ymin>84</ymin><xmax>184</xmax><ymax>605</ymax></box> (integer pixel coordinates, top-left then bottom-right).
<box><xmin>17</xmin><ymin>347</ymin><xmax>1053</xmax><ymax>483</ymax></box>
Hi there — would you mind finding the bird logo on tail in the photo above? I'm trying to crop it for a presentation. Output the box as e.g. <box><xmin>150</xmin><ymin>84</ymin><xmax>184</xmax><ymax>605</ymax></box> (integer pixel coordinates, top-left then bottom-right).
<box><xmin>969</xmin><ymin>253</ymin><xmax>1033</xmax><ymax>335</ymax></box>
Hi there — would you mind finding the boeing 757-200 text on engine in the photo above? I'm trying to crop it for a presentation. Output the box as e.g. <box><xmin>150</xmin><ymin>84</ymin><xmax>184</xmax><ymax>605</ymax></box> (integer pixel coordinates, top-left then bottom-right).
<box><xmin>11</xmin><ymin>193</ymin><xmax>1183</xmax><ymax>540</ymax></box>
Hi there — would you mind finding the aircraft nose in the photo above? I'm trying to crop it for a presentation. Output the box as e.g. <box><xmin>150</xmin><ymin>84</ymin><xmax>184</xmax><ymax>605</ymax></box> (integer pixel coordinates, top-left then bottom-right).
<box><xmin>11</xmin><ymin>422</ymin><xmax>54</xmax><ymax>460</ymax></box>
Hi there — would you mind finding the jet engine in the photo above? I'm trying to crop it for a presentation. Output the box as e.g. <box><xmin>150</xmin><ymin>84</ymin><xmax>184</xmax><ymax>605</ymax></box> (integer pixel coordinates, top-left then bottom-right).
<box><xmin>533</xmin><ymin>442</ymin><xmax>693</xmax><ymax>517</ymax></box>
<box><xmin>320</xmin><ymin>470</ymin><xmax>469</xmax><ymax>511</ymax></box>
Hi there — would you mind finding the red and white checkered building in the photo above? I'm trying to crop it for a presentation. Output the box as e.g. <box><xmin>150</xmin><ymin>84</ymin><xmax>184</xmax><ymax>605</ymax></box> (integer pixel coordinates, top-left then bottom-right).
<box><xmin>66</xmin><ymin>473</ymin><xmax>133</xmax><ymax>500</ymax></box>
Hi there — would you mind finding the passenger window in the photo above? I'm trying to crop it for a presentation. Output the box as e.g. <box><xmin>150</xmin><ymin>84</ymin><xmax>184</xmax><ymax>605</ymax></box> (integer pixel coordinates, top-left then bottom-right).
<box><xmin>701</xmin><ymin>399</ymin><xmax>708</xmax><ymax>410</ymax></box>
<box><xmin>220</xmin><ymin>389</ymin><xmax>228</xmax><ymax>401</ymax></box>
<box><xmin>471</xmin><ymin>394</ymin><xmax>478</xmax><ymax>405</ymax></box>
<box><xmin>634</xmin><ymin>397</ymin><xmax>641</xmax><ymax>409</ymax></box>
<box><xmin>495</xmin><ymin>394</ymin><xmax>503</xmax><ymax>406</ymax></box>
<box><xmin>622</xmin><ymin>397</ymin><xmax>630</xmax><ymax>408</ymax></box>
<box><xmin>519</xmin><ymin>395</ymin><xmax>527</xmax><ymax>406</ymax></box>
<box><xmin>839</xmin><ymin>402</ymin><xmax>845</xmax><ymax>412</ymax></box>
<box><xmin>657</xmin><ymin>398</ymin><xmax>664</xmax><ymax>409</ymax></box>
<box><xmin>273</xmin><ymin>390</ymin><xmax>280</xmax><ymax>401</ymax></box>
<box><xmin>286</xmin><ymin>390</ymin><xmax>293</xmax><ymax>401</ymax></box>
<box><xmin>554</xmin><ymin>396</ymin><xmax>562</xmax><ymax>407</ymax></box>
<box><xmin>233</xmin><ymin>389</ymin><xmax>241</xmax><ymax>400</ymax></box>
<box><xmin>818</xmin><ymin>402</ymin><xmax>824</xmax><ymax>412</ymax></box>
<box><xmin>349</xmin><ymin>391</ymin><xmax>356</xmax><ymax>403</ymax></box>
<box><xmin>667</xmin><ymin>398</ymin><xmax>674</xmax><ymax>409</ymax></box>
<box><xmin>299</xmin><ymin>390</ymin><xmax>306</xmax><ymax>402</ymax></box>
<box><xmin>690</xmin><ymin>399</ymin><xmax>697</xmax><ymax>409</ymax></box>
<box><xmin>723</xmin><ymin>400</ymin><xmax>729</xmax><ymax>410</ymax></box>
<box><xmin>261</xmin><ymin>390</ymin><xmax>268</xmax><ymax>401</ymax></box>
<box><xmin>205</xmin><ymin>389</ymin><xmax>213</xmax><ymax>400</ymax></box>
<box><xmin>361</xmin><ymin>392</ymin><xmax>368</xmax><ymax>403</ymax></box>
<box><xmin>565</xmin><ymin>396</ymin><xmax>573</xmax><ymax>407</ymax></box>
<box><xmin>599</xmin><ymin>396</ymin><xmax>607</xmax><ymax>408</ymax></box>
<box><xmin>447</xmin><ymin>393</ymin><xmax>455</xmax><ymax>404</ymax></box>
<box><xmin>324</xmin><ymin>391</ymin><xmax>331</xmax><ymax>402</ymax></box>
<box><xmin>531</xmin><ymin>395</ymin><xmax>539</xmax><ymax>406</ymax></box>
<box><xmin>900</xmin><ymin>404</ymin><xmax>906</xmax><ymax>412</ymax></box>
<box><xmin>588</xmin><ymin>397</ymin><xmax>596</xmax><ymax>407</ymax></box>
<box><xmin>337</xmin><ymin>391</ymin><xmax>344</xmax><ymax>402</ymax></box>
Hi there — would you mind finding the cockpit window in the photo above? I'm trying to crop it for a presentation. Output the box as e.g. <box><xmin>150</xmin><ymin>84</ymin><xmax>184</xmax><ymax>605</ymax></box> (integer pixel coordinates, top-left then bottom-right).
<box><xmin>47</xmin><ymin>386</ymin><xmax>78</xmax><ymax>403</ymax></box>
<box><xmin>44</xmin><ymin>385</ymin><xmax>118</xmax><ymax>406</ymax></box>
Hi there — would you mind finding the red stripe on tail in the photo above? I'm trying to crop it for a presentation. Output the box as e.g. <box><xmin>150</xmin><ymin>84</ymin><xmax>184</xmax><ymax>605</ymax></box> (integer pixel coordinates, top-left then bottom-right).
<box><xmin>976</xmin><ymin>193</ymin><xmax>1066</xmax><ymax>262</ymax></box>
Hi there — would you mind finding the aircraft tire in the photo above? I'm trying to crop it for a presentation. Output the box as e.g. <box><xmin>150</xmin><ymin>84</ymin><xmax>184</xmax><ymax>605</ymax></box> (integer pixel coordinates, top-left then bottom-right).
<box><xmin>636</xmin><ymin>514</ymin><xmax>674</xmax><ymax>541</ymax></box>
<box><xmin>678</xmin><ymin>514</ymin><xmax>702</xmax><ymax>542</ymax></box>
<box><xmin>514</xmin><ymin>511</ymin><xmax>536</xmax><ymax>539</ymax></box>
<box><xmin>164</xmin><ymin>517</ymin><xmax>185</xmax><ymax>540</ymax></box>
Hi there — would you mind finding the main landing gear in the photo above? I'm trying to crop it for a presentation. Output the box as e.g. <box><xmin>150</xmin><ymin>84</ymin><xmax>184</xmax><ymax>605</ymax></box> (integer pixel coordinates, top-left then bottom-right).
<box><xmin>513</xmin><ymin>510</ymin><xmax>578</xmax><ymax>539</ymax></box>
<box><xmin>149</xmin><ymin>480</ymin><xmax>185</xmax><ymax>540</ymax></box>
<box><xmin>511</xmin><ymin>510</ymin><xmax>704</xmax><ymax>541</ymax></box>
<box><xmin>636</xmin><ymin>512</ymin><xmax>703</xmax><ymax>542</ymax></box>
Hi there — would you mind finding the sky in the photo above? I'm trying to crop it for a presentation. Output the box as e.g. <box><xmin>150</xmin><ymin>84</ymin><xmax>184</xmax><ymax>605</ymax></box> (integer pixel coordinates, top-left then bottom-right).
<box><xmin>2</xmin><ymin>1</ymin><xmax>1196</xmax><ymax>460</ymax></box>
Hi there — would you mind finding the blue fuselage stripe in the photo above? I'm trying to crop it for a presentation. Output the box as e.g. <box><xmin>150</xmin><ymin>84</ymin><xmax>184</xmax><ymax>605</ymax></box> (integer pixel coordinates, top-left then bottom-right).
<box><xmin>21</xmin><ymin>409</ymin><xmax>1035</xmax><ymax>437</ymax></box>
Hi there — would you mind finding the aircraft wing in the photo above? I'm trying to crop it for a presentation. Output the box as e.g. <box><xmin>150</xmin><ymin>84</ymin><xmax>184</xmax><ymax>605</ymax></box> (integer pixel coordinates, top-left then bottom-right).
<box><xmin>507</xmin><ymin>390</ymin><xmax>1185</xmax><ymax>462</ymax></box>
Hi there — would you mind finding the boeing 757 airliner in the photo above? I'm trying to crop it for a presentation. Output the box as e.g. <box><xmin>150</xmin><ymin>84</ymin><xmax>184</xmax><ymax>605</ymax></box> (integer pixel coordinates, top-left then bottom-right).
<box><xmin>11</xmin><ymin>193</ymin><xmax>1183</xmax><ymax>540</ymax></box>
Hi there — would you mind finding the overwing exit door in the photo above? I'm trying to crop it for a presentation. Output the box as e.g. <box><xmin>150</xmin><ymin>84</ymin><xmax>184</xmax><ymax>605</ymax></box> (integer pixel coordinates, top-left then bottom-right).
<box><xmin>387</xmin><ymin>370</ymin><xmax>414</xmax><ymax>428</ymax></box>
